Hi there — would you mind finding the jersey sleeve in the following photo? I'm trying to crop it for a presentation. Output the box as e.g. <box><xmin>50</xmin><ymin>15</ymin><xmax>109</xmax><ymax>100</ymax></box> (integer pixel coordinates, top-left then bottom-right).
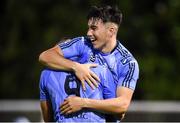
<box><xmin>58</xmin><ymin>37</ymin><xmax>86</xmax><ymax>60</ymax></box>
<box><xmin>39</xmin><ymin>70</ymin><xmax>50</xmax><ymax>101</ymax></box>
<box><xmin>118</xmin><ymin>59</ymin><xmax>139</xmax><ymax>90</ymax></box>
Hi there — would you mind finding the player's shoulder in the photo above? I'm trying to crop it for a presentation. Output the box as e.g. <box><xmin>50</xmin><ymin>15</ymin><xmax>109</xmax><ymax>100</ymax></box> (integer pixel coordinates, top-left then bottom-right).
<box><xmin>41</xmin><ymin>69</ymin><xmax>52</xmax><ymax>78</ymax></box>
<box><xmin>40</xmin><ymin>69</ymin><xmax>52</xmax><ymax>86</ymax></box>
<box><xmin>59</xmin><ymin>36</ymin><xmax>91</xmax><ymax>48</ymax></box>
<box><xmin>58</xmin><ymin>37</ymin><xmax>82</xmax><ymax>46</ymax></box>
<box><xmin>71</xmin><ymin>36</ymin><xmax>84</xmax><ymax>42</ymax></box>
<box><xmin>41</xmin><ymin>68</ymin><xmax>61</xmax><ymax>77</ymax></box>
<box><xmin>115</xmin><ymin>41</ymin><xmax>132</xmax><ymax>57</ymax></box>
<box><xmin>63</xmin><ymin>36</ymin><xmax>88</xmax><ymax>43</ymax></box>
<box><xmin>118</xmin><ymin>58</ymin><xmax>139</xmax><ymax>80</ymax></box>
<box><xmin>125</xmin><ymin>58</ymin><xmax>139</xmax><ymax>70</ymax></box>
<box><xmin>114</xmin><ymin>40</ymin><xmax>138</xmax><ymax>65</ymax></box>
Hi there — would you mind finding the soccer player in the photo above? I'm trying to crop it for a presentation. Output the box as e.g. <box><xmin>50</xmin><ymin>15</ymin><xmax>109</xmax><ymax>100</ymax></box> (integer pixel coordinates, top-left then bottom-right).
<box><xmin>39</xmin><ymin>6</ymin><xmax>139</xmax><ymax>122</ymax></box>
<box><xmin>40</xmin><ymin>65</ymin><xmax>116</xmax><ymax>122</ymax></box>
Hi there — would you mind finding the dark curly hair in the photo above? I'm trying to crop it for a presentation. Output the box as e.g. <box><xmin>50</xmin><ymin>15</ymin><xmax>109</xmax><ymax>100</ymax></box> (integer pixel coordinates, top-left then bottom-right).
<box><xmin>87</xmin><ymin>6</ymin><xmax>122</xmax><ymax>27</ymax></box>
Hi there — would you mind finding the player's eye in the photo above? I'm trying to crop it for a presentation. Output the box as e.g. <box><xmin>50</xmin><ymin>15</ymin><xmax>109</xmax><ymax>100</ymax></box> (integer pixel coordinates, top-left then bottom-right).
<box><xmin>91</xmin><ymin>26</ymin><xmax>97</xmax><ymax>31</ymax></box>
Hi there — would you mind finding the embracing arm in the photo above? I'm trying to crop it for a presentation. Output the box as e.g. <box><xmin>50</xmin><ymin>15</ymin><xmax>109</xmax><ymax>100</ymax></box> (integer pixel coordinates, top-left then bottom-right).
<box><xmin>60</xmin><ymin>87</ymin><xmax>133</xmax><ymax>120</ymax></box>
<box><xmin>39</xmin><ymin>45</ymin><xmax>99</xmax><ymax>89</ymax></box>
<box><xmin>39</xmin><ymin>45</ymin><xmax>77</xmax><ymax>71</ymax></box>
<box><xmin>83</xmin><ymin>87</ymin><xmax>133</xmax><ymax>114</ymax></box>
<box><xmin>40</xmin><ymin>101</ymin><xmax>54</xmax><ymax>122</ymax></box>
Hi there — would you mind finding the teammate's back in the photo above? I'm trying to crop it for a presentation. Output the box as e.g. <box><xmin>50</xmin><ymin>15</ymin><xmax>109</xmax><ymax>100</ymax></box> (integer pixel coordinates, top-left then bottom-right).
<box><xmin>39</xmin><ymin>65</ymin><xmax>116</xmax><ymax>122</ymax></box>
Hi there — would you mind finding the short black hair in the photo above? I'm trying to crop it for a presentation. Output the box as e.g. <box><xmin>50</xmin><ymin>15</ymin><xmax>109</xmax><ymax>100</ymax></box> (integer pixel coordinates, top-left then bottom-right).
<box><xmin>87</xmin><ymin>6</ymin><xmax>122</xmax><ymax>27</ymax></box>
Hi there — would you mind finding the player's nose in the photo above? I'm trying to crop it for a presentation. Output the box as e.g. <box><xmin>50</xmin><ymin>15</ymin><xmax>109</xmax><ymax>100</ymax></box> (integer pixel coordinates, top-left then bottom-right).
<box><xmin>87</xmin><ymin>29</ymin><xmax>93</xmax><ymax>36</ymax></box>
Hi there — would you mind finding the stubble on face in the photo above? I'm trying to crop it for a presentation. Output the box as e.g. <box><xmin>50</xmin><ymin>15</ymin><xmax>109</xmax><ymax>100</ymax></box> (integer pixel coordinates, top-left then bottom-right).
<box><xmin>87</xmin><ymin>19</ymin><xmax>118</xmax><ymax>53</ymax></box>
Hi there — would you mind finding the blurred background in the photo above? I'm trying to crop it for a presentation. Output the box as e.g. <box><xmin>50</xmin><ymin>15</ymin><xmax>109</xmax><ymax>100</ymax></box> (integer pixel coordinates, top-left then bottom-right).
<box><xmin>0</xmin><ymin>0</ymin><xmax>180</xmax><ymax>122</ymax></box>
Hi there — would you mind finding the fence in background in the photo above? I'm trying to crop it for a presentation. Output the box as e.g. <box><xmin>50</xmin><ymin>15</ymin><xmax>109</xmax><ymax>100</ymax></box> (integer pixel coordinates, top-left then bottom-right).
<box><xmin>0</xmin><ymin>100</ymin><xmax>180</xmax><ymax>122</ymax></box>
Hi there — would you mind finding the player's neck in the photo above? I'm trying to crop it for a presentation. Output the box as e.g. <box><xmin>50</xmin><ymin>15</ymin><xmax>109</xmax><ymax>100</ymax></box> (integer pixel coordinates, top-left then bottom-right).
<box><xmin>101</xmin><ymin>38</ymin><xmax>117</xmax><ymax>53</ymax></box>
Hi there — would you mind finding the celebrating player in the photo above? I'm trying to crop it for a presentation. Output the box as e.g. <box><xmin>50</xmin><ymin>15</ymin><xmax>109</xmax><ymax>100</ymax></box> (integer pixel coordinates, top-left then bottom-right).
<box><xmin>39</xmin><ymin>5</ymin><xmax>139</xmax><ymax>122</ymax></box>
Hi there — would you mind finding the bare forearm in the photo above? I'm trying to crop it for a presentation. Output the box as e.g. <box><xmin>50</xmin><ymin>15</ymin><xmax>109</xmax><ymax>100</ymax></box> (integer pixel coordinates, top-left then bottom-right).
<box><xmin>83</xmin><ymin>97</ymin><xmax>129</xmax><ymax>114</ymax></box>
<box><xmin>39</xmin><ymin>46</ymin><xmax>77</xmax><ymax>71</ymax></box>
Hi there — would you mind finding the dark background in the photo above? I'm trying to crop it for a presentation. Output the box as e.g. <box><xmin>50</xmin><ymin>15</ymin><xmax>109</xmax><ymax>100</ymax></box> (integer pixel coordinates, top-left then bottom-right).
<box><xmin>0</xmin><ymin>0</ymin><xmax>180</xmax><ymax>100</ymax></box>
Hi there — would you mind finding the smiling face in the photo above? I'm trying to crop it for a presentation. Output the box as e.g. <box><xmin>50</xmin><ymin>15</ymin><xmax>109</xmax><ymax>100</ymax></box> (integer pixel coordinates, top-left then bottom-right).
<box><xmin>87</xmin><ymin>18</ymin><xmax>110</xmax><ymax>51</ymax></box>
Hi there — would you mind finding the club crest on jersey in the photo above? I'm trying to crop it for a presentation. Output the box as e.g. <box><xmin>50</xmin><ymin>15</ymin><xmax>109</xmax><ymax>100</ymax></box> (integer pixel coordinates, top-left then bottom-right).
<box><xmin>89</xmin><ymin>53</ymin><xmax>96</xmax><ymax>62</ymax></box>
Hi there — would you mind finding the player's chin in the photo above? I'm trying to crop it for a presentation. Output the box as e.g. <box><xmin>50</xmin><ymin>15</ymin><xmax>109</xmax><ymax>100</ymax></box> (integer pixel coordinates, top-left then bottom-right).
<box><xmin>92</xmin><ymin>43</ymin><xmax>99</xmax><ymax>49</ymax></box>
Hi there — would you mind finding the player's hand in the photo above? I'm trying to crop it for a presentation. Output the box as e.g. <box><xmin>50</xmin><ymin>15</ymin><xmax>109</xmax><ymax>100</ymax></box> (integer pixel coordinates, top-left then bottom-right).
<box><xmin>60</xmin><ymin>96</ymin><xmax>85</xmax><ymax>115</ymax></box>
<box><xmin>72</xmin><ymin>62</ymin><xmax>100</xmax><ymax>90</ymax></box>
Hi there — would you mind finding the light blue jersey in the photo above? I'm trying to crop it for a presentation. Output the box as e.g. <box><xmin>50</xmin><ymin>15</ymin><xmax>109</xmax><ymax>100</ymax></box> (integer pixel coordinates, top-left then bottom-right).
<box><xmin>59</xmin><ymin>36</ymin><xmax>139</xmax><ymax>90</ymax></box>
<box><xmin>40</xmin><ymin>65</ymin><xmax>116</xmax><ymax>122</ymax></box>
<box><xmin>59</xmin><ymin>36</ymin><xmax>139</xmax><ymax>122</ymax></box>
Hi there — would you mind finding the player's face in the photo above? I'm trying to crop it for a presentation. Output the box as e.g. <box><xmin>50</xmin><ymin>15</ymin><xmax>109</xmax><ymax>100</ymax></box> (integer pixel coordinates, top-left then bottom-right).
<box><xmin>87</xmin><ymin>18</ymin><xmax>110</xmax><ymax>51</ymax></box>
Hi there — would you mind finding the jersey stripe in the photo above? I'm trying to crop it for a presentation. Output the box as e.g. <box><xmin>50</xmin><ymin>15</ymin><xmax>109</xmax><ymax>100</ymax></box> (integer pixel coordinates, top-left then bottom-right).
<box><xmin>127</xmin><ymin>62</ymin><xmax>135</xmax><ymax>88</ymax></box>
<box><xmin>59</xmin><ymin>37</ymin><xmax>82</xmax><ymax>49</ymax></box>
<box><xmin>116</xmin><ymin>42</ymin><xmax>129</xmax><ymax>57</ymax></box>
<box><xmin>122</xmin><ymin>62</ymin><xmax>135</xmax><ymax>88</ymax></box>
<box><xmin>122</xmin><ymin>65</ymin><xmax>131</xmax><ymax>86</ymax></box>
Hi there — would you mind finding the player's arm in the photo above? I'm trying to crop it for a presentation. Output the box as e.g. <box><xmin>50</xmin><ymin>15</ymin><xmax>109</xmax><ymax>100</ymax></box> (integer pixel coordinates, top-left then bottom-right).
<box><xmin>60</xmin><ymin>87</ymin><xmax>133</xmax><ymax>117</ymax></box>
<box><xmin>84</xmin><ymin>87</ymin><xmax>133</xmax><ymax>116</ymax></box>
<box><xmin>39</xmin><ymin>45</ymin><xmax>77</xmax><ymax>71</ymax></box>
<box><xmin>39</xmin><ymin>70</ymin><xmax>54</xmax><ymax>122</ymax></box>
<box><xmin>40</xmin><ymin>101</ymin><xmax>54</xmax><ymax>122</ymax></box>
<box><xmin>39</xmin><ymin>42</ymin><xmax>100</xmax><ymax>90</ymax></box>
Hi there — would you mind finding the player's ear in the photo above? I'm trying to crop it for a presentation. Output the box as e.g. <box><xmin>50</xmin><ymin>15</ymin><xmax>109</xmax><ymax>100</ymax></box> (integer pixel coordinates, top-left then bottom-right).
<box><xmin>105</xmin><ymin>23</ymin><xmax>117</xmax><ymax>37</ymax></box>
<box><xmin>110</xmin><ymin>27</ymin><xmax>115</xmax><ymax>35</ymax></box>
<box><xmin>108</xmin><ymin>26</ymin><xmax>116</xmax><ymax>37</ymax></box>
